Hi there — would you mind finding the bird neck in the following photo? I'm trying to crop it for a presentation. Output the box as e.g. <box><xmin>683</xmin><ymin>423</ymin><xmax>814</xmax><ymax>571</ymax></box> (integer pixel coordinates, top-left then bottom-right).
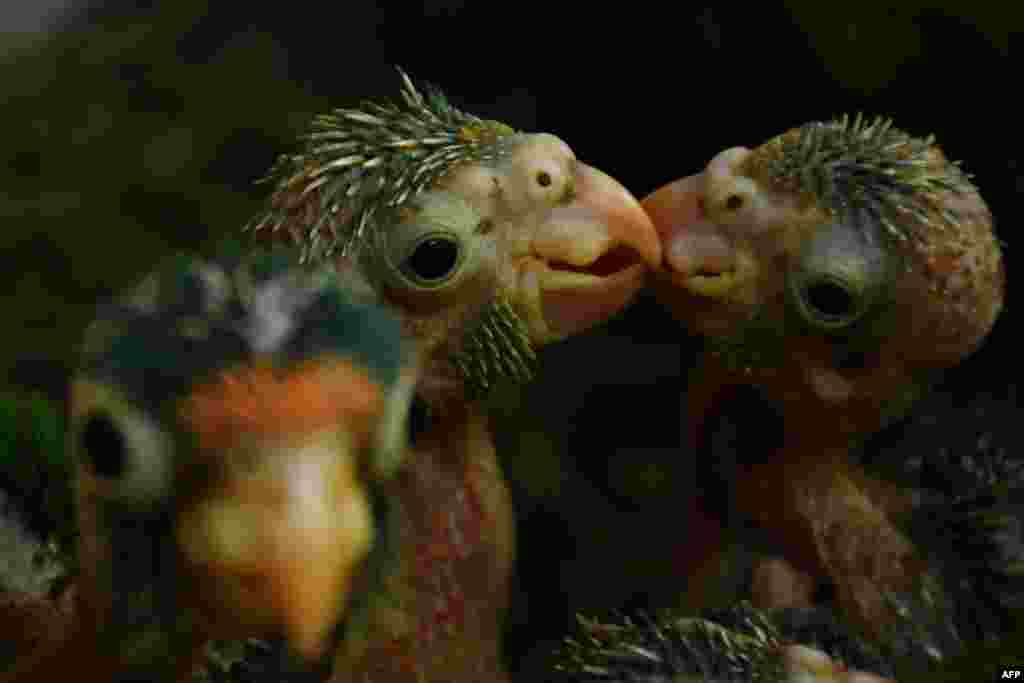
<box><xmin>332</xmin><ymin>404</ymin><xmax>514</xmax><ymax>682</ymax></box>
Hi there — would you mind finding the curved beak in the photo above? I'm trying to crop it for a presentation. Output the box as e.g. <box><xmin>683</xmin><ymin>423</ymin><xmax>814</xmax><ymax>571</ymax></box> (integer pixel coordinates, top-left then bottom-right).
<box><xmin>532</xmin><ymin>162</ymin><xmax>661</xmax><ymax>341</ymax></box>
<box><xmin>178</xmin><ymin>429</ymin><xmax>374</xmax><ymax>660</ymax></box>
<box><xmin>642</xmin><ymin>148</ymin><xmax>758</xmax><ymax>300</ymax></box>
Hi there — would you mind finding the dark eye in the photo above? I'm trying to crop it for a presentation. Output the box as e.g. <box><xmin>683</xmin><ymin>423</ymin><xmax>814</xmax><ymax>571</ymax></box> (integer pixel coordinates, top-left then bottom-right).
<box><xmin>789</xmin><ymin>215</ymin><xmax>890</xmax><ymax>331</ymax></box>
<box><xmin>407</xmin><ymin>395</ymin><xmax>432</xmax><ymax>447</ymax></box>
<box><xmin>536</xmin><ymin>171</ymin><xmax>552</xmax><ymax>188</ymax></box>
<box><xmin>802</xmin><ymin>279</ymin><xmax>857</xmax><ymax>321</ymax></box>
<box><xmin>724</xmin><ymin>194</ymin><xmax>744</xmax><ymax>211</ymax></box>
<box><xmin>404</xmin><ymin>236</ymin><xmax>461</xmax><ymax>283</ymax></box>
<box><xmin>80</xmin><ymin>411</ymin><xmax>128</xmax><ymax>478</ymax></box>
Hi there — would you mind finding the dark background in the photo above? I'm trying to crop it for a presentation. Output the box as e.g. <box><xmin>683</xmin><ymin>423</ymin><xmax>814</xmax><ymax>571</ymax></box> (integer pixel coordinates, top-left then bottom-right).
<box><xmin>0</xmin><ymin>0</ymin><xmax>1018</xmax><ymax>676</ymax></box>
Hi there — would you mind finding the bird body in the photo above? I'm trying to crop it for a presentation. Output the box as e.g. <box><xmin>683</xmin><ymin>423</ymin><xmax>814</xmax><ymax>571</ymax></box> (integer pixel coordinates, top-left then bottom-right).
<box><xmin>248</xmin><ymin>68</ymin><xmax>661</xmax><ymax>681</ymax></box>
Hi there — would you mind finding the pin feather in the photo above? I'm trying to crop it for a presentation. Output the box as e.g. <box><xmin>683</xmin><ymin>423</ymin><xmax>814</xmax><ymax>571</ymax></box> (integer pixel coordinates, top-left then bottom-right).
<box><xmin>552</xmin><ymin>606</ymin><xmax>786</xmax><ymax>682</ymax></box>
<box><xmin>751</xmin><ymin>114</ymin><xmax>976</xmax><ymax>244</ymax></box>
<box><xmin>246</xmin><ymin>67</ymin><xmax>516</xmax><ymax>261</ymax></box>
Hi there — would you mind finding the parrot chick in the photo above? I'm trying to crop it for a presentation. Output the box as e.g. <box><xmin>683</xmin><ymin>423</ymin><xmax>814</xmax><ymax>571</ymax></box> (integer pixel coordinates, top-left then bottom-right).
<box><xmin>246</xmin><ymin>69</ymin><xmax>661</xmax><ymax>682</ymax></box>
<box><xmin>640</xmin><ymin>116</ymin><xmax>1004</xmax><ymax>652</ymax></box>
<box><xmin>3</xmin><ymin>247</ymin><xmax>417</xmax><ymax>682</ymax></box>
<box><xmin>249</xmin><ymin>67</ymin><xmax>660</xmax><ymax>402</ymax></box>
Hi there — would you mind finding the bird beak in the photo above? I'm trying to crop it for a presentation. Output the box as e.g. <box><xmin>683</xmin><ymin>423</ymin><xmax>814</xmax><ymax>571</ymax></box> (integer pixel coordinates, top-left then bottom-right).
<box><xmin>532</xmin><ymin>162</ymin><xmax>661</xmax><ymax>342</ymax></box>
<box><xmin>642</xmin><ymin>147</ymin><xmax>771</xmax><ymax>303</ymax></box>
<box><xmin>642</xmin><ymin>174</ymin><xmax>744</xmax><ymax>302</ymax></box>
<box><xmin>178</xmin><ymin>428</ymin><xmax>374</xmax><ymax>660</ymax></box>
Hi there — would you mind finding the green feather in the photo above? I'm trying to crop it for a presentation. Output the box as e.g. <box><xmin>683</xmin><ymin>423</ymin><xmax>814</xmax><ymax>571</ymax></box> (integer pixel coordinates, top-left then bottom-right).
<box><xmin>246</xmin><ymin>67</ymin><xmax>517</xmax><ymax>261</ymax></box>
<box><xmin>451</xmin><ymin>296</ymin><xmax>537</xmax><ymax>399</ymax></box>
<box><xmin>763</xmin><ymin>113</ymin><xmax>976</xmax><ymax>243</ymax></box>
<box><xmin>552</xmin><ymin>604</ymin><xmax>787</xmax><ymax>682</ymax></box>
<box><xmin>0</xmin><ymin>391</ymin><xmax>74</xmax><ymax>595</ymax></box>
<box><xmin>548</xmin><ymin>602</ymin><xmax>906</xmax><ymax>682</ymax></box>
<box><xmin>0</xmin><ymin>391</ymin><xmax>65</xmax><ymax>472</ymax></box>
<box><xmin>83</xmin><ymin>245</ymin><xmax>407</xmax><ymax>399</ymax></box>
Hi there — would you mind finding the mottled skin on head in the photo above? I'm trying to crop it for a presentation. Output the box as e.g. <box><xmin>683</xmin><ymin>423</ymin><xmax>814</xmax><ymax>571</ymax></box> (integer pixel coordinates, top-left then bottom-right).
<box><xmin>247</xmin><ymin>69</ymin><xmax>660</xmax><ymax>682</ymax></box>
<box><xmin>642</xmin><ymin>116</ymin><xmax>1003</xmax><ymax>651</ymax></box>
<box><xmin>2</xmin><ymin>247</ymin><xmax>416</xmax><ymax>682</ymax></box>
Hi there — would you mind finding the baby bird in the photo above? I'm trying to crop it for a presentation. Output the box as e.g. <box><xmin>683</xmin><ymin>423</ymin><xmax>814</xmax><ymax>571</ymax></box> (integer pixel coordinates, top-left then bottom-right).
<box><xmin>640</xmin><ymin>115</ymin><xmax>1004</xmax><ymax>653</ymax></box>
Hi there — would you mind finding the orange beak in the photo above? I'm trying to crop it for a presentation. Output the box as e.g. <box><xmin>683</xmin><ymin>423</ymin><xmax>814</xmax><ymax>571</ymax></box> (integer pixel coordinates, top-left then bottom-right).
<box><xmin>533</xmin><ymin>162</ymin><xmax>661</xmax><ymax>341</ymax></box>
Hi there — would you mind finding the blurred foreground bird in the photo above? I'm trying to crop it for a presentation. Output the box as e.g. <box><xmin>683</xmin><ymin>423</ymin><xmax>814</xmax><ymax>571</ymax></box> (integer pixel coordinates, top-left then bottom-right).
<box><xmin>640</xmin><ymin>116</ymin><xmax>1004</xmax><ymax>656</ymax></box>
<box><xmin>2</xmin><ymin>246</ymin><xmax>417</xmax><ymax>682</ymax></box>
<box><xmin>247</xmin><ymin>68</ymin><xmax>661</xmax><ymax>681</ymax></box>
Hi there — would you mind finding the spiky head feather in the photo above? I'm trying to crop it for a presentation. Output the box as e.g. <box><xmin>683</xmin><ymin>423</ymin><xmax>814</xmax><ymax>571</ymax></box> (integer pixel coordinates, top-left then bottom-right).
<box><xmin>552</xmin><ymin>606</ymin><xmax>786</xmax><ymax>682</ymax></box>
<box><xmin>747</xmin><ymin>113</ymin><xmax>976</xmax><ymax>244</ymax></box>
<box><xmin>246</xmin><ymin>68</ymin><xmax>516</xmax><ymax>261</ymax></box>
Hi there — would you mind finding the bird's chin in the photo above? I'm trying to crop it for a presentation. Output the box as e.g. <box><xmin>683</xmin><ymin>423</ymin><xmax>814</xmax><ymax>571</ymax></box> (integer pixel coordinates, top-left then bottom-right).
<box><xmin>650</xmin><ymin>269</ymin><xmax>749</xmax><ymax>339</ymax></box>
<box><xmin>681</xmin><ymin>269</ymin><xmax>740</xmax><ymax>298</ymax></box>
<box><xmin>538</xmin><ymin>261</ymin><xmax>648</xmax><ymax>342</ymax></box>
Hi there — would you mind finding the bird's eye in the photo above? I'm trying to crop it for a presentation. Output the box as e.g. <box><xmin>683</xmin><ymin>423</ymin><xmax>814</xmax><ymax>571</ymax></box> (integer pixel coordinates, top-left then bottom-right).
<box><xmin>791</xmin><ymin>270</ymin><xmax>871</xmax><ymax>331</ymax></box>
<box><xmin>80</xmin><ymin>411</ymin><xmax>128</xmax><ymax>479</ymax></box>
<box><xmin>72</xmin><ymin>392</ymin><xmax>174</xmax><ymax>503</ymax></box>
<box><xmin>788</xmin><ymin>217</ymin><xmax>890</xmax><ymax>331</ymax></box>
<box><xmin>374</xmin><ymin>190</ymin><xmax>482</xmax><ymax>296</ymax></box>
<box><xmin>800</xmin><ymin>278</ymin><xmax>857</xmax><ymax>323</ymax></box>
<box><xmin>403</xmin><ymin>235</ymin><xmax>462</xmax><ymax>284</ymax></box>
<box><xmin>525</xmin><ymin>164</ymin><xmax>571</xmax><ymax>205</ymax></box>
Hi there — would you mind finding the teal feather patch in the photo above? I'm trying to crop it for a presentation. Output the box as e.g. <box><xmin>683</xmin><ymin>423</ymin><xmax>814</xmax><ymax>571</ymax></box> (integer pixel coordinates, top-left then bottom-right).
<box><xmin>82</xmin><ymin>246</ymin><xmax>408</xmax><ymax>410</ymax></box>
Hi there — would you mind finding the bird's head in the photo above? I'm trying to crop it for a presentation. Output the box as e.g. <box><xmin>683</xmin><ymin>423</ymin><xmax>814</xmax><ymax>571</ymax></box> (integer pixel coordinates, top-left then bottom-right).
<box><xmin>69</xmin><ymin>247</ymin><xmax>415</xmax><ymax>672</ymax></box>
<box><xmin>249</xmin><ymin>69</ymin><xmax>660</xmax><ymax>398</ymax></box>
<box><xmin>642</xmin><ymin>116</ymin><xmax>1003</xmax><ymax>427</ymax></box>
